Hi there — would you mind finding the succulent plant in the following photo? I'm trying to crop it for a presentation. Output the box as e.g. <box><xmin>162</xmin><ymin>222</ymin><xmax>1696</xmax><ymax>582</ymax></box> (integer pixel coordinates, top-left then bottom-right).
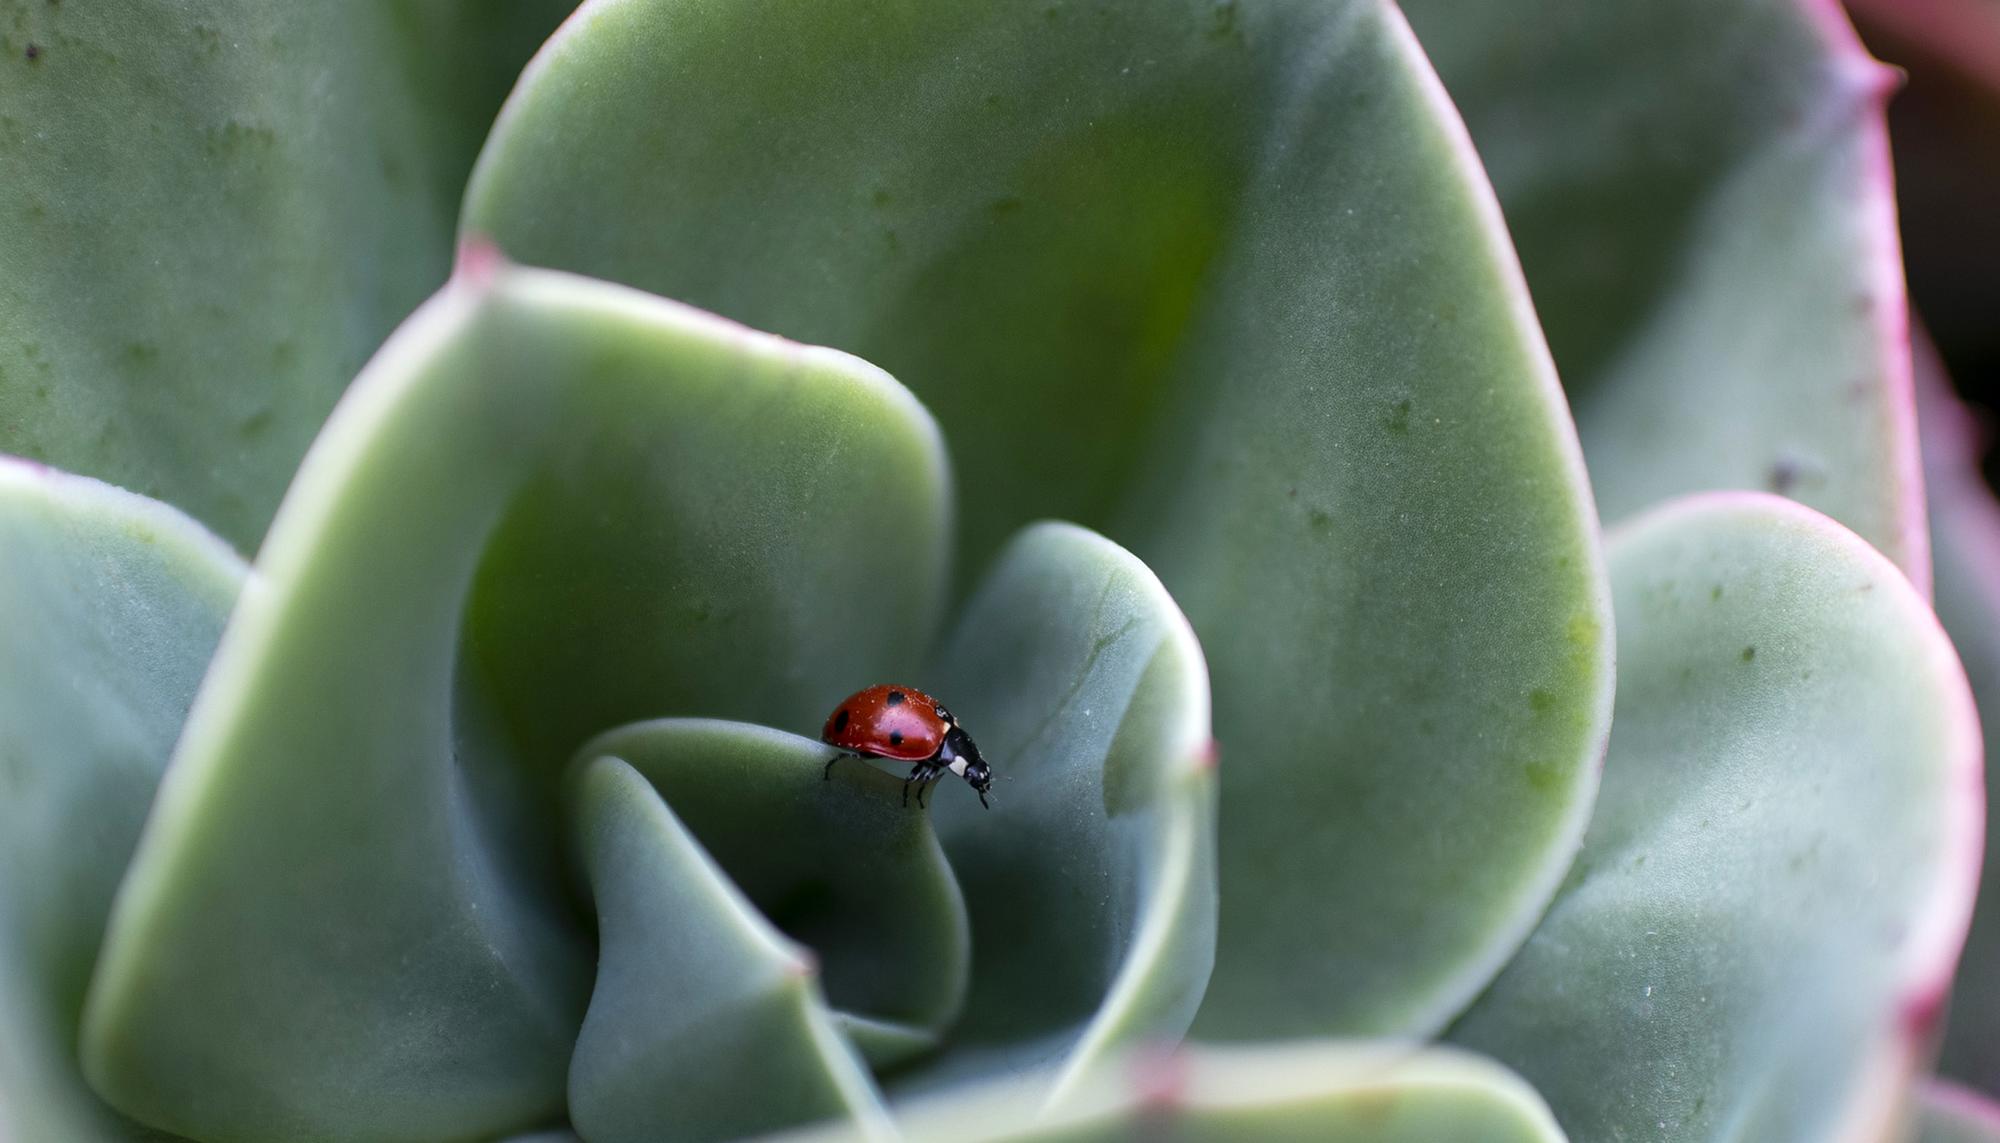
<box><xmin>0</xmin><ymin>0</ymin><xmax>1992</xmax><ymax>1140</ymax></box>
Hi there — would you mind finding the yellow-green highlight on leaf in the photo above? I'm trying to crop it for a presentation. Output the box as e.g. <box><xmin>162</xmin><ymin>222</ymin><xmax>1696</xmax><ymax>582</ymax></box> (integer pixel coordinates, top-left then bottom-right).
<box><xmin>466</xmin><ymin>0</ymin><xmax>1612</xmax><ymax>1044</ymax></box>
<box><xmin>1452</xmin><ymin>493</ymin><xmax>1981</xmax><ymax>1142</ymax></box>
<box><xmin>0</xmin><ymin>459</ymin><xmax>244</xmax><ymax>1143</ymax></box>
<box><xmin>776</xmin><ymin>1041</ymin><xmax>1566</xmax><ymax>1142</ymax></box>
<box><xmin>79</xmin><ymin>259</ymin><xmax>951</xmax><ymax>1143</ymax></box>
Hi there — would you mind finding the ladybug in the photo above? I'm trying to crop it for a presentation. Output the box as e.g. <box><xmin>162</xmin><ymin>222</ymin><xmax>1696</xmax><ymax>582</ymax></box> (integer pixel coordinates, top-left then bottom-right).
<box><xmin>821</xmin><ymin>684</ymin><xmax>993</xmax><ymax>809</ymax></box>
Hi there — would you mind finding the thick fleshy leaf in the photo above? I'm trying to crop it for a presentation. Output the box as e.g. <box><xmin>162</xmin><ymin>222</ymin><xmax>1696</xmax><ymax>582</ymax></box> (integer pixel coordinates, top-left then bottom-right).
<box><xmin>466</xmin><ymin>0</ymin><xmax>1611</xmax><ymax>1041</ymax></box>
<box><xmin>565</xmin><ymin>756</ymin><xmax>892</xmax><ymax>1143</ymax></box>
<box><xmin>897</xmin><ymin>521</ymin><xmax>1213</xmax><ymax>1099</ymax></box>
<box><xmin>0</xmin><ymin>0</ymin><xmax>575</xmax><ymax>549</ymax></box>
<box><xmin>80</xmin><ymin>261</ymin><xmax>950</xmax><ymax>1142</ymax></box>
<box><xmin>1452</xmin><ymin>494</ymin><xmax>1981</xmax><ymax>1141</ymax></box>
<box><xmin>1403</xmin><ymin>0</ymin><xmax>1927</xmax><ymax>583</ymax></box>
<box><xmin>1915</xmin><ymin>345</ymin><xmax>2000</xmax><ymax>1092</ymax></box>
<box><xmin>0</xmin><ymin>459</ymin><xmax>243</xmax><ymax>1141</ymax></box>
<box><xmin>1918</xmin><ymin>1080</ymin><xmax>2000</xmax><ymax>1143</ymax></box>
<box><xmin>573</xmin><ymin>721</ymin><xmax>969</xmax><ymax>1070</ymax></box>
<box><xmin>778</xmin><ymin>1043</ymin><xmax>1564</xmax><ymax>1142</ymax></box>
<box><xmin>1848</xmin><ymin>0</ymin><xmax>2000</xmax><ymax>381</ymax></box>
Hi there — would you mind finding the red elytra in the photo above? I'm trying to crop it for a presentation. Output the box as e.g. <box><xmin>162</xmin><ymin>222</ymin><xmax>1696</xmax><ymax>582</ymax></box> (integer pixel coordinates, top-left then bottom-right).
<box><xmin>820</xmin><ymin>684</ymin><xmax>949</xmax><ymax>761</ymax></box>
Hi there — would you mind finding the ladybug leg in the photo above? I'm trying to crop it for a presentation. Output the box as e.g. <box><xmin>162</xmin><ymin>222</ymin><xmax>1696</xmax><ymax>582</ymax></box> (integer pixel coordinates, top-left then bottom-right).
<box><xmin>905</xmin><ymin>761</ymin><xmax>940</xmax><ymax>808</ymax></box>
<box><xmin>823</xmin><ymin>754</ymin><xmax>842</xmax><ymax>781</ymax></box>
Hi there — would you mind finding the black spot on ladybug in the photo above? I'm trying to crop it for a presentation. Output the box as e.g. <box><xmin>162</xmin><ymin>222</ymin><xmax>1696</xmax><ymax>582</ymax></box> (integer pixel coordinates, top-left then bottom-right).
<box><xmin>885</xmin><ymin>690</ymin><xmax>905</xmax><ymax>706</ymax></box>
<box><xmin>23</xmin><ymin>43</ymin><xmax>40</xmax><ymax>62</ymax></box>
<box><xmin>834</xmin><ymin>709</ymin><xmax>850</xmax><ymax>733</ymax></box>
<box><xmin>889</xmin><ymin>731</ymin><xmax>904</xmax><ymax>747</ymax></box>
<box><xmin>935</xmin><ymin>705</ymin><xmax>952</xmax><ymax>723</ymax></box>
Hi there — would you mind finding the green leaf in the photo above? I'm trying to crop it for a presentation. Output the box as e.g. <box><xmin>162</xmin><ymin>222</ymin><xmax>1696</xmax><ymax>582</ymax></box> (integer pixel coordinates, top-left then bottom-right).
<box><xmin>0</xmin><ymin>459</ymin><xmax>243</xmax><ymax>1141</ymax></box>
<box><xmin>1451</xmin><ymin>494</ymin><xmax>1980</xmax><ymax>1141</ymax></box>
<box><xmin>465</xmin><ymin>0</ymin><xmax>1611</xmax><ymax>1041</ymax></box>
<box><xmin>1916</xmin><ymin>349</ymin><xmax>2000</xmax><ymax>1093</ymax></box>
<box><xmin>0</xmin><ymin>0</ymin><xmax>573</xmax><ymax>549</ymax></box>
<box><xmin>901</xmin><ymin>521</ymin><xmax>1214</xmax><ymax>1101</ymax></box>
<box><xmin>780</xmin><ymin>1043</ymin><xmax>1565</xmax><ymax>1142</ymax></box>
<box><xmin>1403</xmin><ymin>0</ymin><xmax>1926</xmax><ymax>581</ymax></box>
<box><xmin>1916</xmin><ymin>1081</ymin><xmax>2000</xmax><ymax>1143</ymax></box>
<box><xmin>80</xmin><ymin>260</ymin><xmax>951</xmax><ymax>1143</ymax></box>
<box><xmin>565</xmin><ymin>755</ymin><xmax>893</xmax><ymax>1143</ymax></box>
<box><xmin>573</xmin><ymin>721</ymin><xmax>970</xmax><ymax>1071</ymax></box>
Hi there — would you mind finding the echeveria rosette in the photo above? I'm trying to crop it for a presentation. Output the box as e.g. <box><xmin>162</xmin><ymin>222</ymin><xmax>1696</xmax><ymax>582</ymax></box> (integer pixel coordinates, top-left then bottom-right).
<box><xmin>463</xmin><ymin>0</ymin><xmax>1615</xmax><ymax>1045</ymax></box>
<box><xmin>60</xmin><ymin>256</ymin><xmax>1225</xmax><ymax>1142</ymax></box>
<box><xmin>0</xmin><ymin>0</ymin><xmax>1986</xmax><ymax>1141</ymax></box>
<box><xmin>0</xmin><ymin>251</ymin><xmax>1564</xmax><ymax>1142</ymax></box>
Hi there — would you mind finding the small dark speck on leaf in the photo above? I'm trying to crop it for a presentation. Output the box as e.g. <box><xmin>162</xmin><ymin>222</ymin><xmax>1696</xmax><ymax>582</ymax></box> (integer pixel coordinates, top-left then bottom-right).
<box><xmin>1740</xmin><ymin>645</ymin><xmax>1756</xmax><ymax>662</ymax></box>
<box><xmin>988</xmin><ymin>195</ymin><xmax>1023</xmax><ymax>220</ymax></box>
<box><xmin>1767</xmin><ymin>458</ymin><xmax>1800</xmax><ymax>494</ymax></box>
<box><xmin>1384</xmin><ymin>398</ymin><xmax>1411</xmax><ymax>436</ymax></box>
<box><xmin>23</xmin><ymin>43</ymin><xmax>39</xmax><ymax>61</ymax></box>
<box><xmin>239</xmin><ymin>409</ymin><xmax>273</xmax><ymax>439</ymax></box>
<box><xmin>1208</xmin><ymin>0</ymin><xmax>1239</xmax><ymax>37</ymax></box>
<box><xmin>1711</xmin><ymin>585</ymin><xmax>1724</xmax><ymax>602</ymax></box>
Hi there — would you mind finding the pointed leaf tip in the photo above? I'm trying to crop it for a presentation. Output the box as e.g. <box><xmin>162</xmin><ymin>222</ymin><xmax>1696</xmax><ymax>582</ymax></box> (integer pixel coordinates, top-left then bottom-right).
<box><xmin>455</xmin><ymin>235</ymin><xmax>509</xmax><ymax>289</ymax></box>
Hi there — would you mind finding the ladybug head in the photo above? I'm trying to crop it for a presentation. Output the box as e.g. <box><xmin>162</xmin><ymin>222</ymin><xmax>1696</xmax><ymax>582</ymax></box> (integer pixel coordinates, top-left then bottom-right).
<box><xmin>943</xmin><ymin>724</ymin><xmax>993</xmax><ymax>810</ymax></box>
<box><xmin>963</xmin><ymin>757</ymin><xmax>993</xmax><ymax>808</ymax></box>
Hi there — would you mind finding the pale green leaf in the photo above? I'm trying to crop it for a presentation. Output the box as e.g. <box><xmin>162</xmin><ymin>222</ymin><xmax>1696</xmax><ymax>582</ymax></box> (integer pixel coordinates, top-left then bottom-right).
<box><xmin>565</xmin><ymin>755</ymin><xmax>893</xmax><ymax>1143</ymax></box>
<box><xmin>1452</xmin><ymin>494</ymin><xmax>1980</xmax><ymax>1141</ymax></box>
<box><xmin>0</xmin><ymin>460</ymin><xmax>243</xmax><ymax>1142</ymax></box>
